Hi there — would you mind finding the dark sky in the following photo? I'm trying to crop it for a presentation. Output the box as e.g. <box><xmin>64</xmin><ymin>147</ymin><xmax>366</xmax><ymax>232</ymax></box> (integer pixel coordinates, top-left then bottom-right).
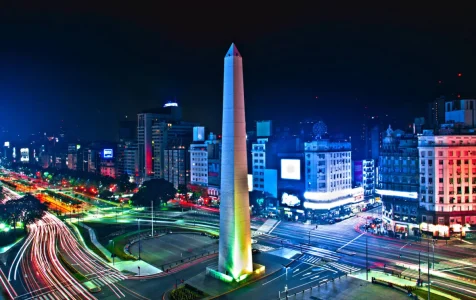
<box><xmin>1</xmin><ymin>2</ymin><xmax>475</xmax><ymax>141</ymax></box>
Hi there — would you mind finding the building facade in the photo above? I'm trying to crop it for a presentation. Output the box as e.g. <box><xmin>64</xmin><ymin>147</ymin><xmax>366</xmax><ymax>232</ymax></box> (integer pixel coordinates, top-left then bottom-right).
<box><xmin>377</xmin><ymin>126</ymin><xmax>420</xmax><ymax>236</ymax></box>
<box><xmin>189</xmin><ymin>132</ymin><xmax>221</xmax><ymax>196</ymax></box>
<box><xmin>419</xmin><ymin>134</ymin><xmax>476</xmax><ymax>227</ymax></box>
<box><xmin>163</xmin><ymin>145</ymin><xmax>189</xmax><ymax>189</ymax></box>
<box><xmin>353</xmin><ymin>159</ymin><xmax>375</xmax><ymax>197</ymax></box>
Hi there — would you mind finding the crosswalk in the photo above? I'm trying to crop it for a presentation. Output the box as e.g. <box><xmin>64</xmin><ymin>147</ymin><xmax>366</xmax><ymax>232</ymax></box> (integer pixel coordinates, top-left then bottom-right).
<box><xmin>327</xmin><ymin>262</ymin><xmax>360</xmax><ymax>274</ymax></box>
<box><xmin>299</xmin><ymin>254</ymin><xmax>322</xmax><ymax>265</ymax></box>
<box><xmin>88</xmin><ymin>274</ymin><xmax>125</xmax><ymax>287</ymax></box>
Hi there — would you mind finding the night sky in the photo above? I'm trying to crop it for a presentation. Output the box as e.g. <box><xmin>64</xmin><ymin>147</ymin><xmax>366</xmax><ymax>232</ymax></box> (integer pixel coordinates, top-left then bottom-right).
<box><xmin>1</xmin><ymin>2</ymin><xmax>475</xmax><ymax>141</ymax></box>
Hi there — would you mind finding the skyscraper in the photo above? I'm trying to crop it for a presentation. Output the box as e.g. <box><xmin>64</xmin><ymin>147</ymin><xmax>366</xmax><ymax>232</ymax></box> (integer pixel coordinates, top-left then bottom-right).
<box><xmin>218</xmin><ymin>43</ymin><xmax>253</xmax><ymax>280</ymax></box>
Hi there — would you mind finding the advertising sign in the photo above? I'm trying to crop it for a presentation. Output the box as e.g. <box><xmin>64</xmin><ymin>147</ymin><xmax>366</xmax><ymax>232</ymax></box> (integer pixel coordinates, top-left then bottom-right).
<box><xmin>103</xmin><ymin>149</ymin><xmax>113</xmax><ymax>159</ymax></box>
<box><xmin>280</xmin><ymin>159</ymin><xmax>301</xmax><ymax>180</ymax></box>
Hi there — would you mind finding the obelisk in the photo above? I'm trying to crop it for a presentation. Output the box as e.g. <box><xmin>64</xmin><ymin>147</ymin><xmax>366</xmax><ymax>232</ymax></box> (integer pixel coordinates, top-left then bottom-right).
<box><xmin>218</xmin><ymin>43</ymin><xmax>253</xmax><ymax>280</ymax></box>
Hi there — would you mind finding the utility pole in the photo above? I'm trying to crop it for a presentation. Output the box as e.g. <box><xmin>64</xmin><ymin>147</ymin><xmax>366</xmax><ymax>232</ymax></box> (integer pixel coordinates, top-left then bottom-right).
<box><xmin>428</xmin><ymin>237</ymin><xmax>430</xmax><ymax>299</ymax></box>
<box><xmin>151</xmin><ymin>200</ymin><xmax>154</xmax><ymax>237</ymax></box>
<box><xmin>418</xmin><ymin>251</ymin><xmax>421</xmax><ymax>286</ymax></box>
<box><xmin>366</xmin><ymin>234</ymin><xmax>369</xmax><ymax>281</ymax></box>
<box><xmin>138</xmin><ymin>219</ymin><xmax>141</xmax><ymax>260</ymax></box>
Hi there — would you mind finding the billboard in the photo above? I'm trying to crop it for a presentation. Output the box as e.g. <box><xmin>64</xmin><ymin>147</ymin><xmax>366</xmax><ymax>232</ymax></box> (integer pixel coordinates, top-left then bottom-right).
<box><xmin>353</xmin><ymin>160</ymin><xmax>363</xmax><ymax>183</ymax></box>
<box><xmin>208</xmin><ymin>161</ymin><xmax>220</xmax><ymax>186</ymax></box>
<box><xmin>4</xmin><ymin>141</ymin><xmax>10</xmax><ymax>148</ymax></box>
<box><xmin>281</xmin><ymin>159</ymin><xmax>301</xmax><ymax>180</ymax></box>
<box><xmin>103</xmin><ymin>149</ymin><xmax>113</xmax><ymax>159</ymax></box>
<box><xmin>257</xmin><ymin>120</ymin><xmax>272</xmax><ymax>137</ymax></box>
<box><xmin>193</xmin><ymin>126</ymin><xmax>205</xmax><ymax>142</ymax></box>
<box><xmin>280</xmin><ymin>190</ymin><xmax>303</xmax><ymax>208</ymax></box>
<box><xmin>248</xmin><ymin>174</ymin><xmax>253</xmax><ymax>192</ymax></box>
<box><xmin>20</xmin><ymin>148</ymin><xmax>29</xmax><ymax>162</ymax></box>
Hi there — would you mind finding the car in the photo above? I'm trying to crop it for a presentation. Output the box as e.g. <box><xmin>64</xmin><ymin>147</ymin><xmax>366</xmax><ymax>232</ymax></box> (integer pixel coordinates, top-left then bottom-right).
<box><xmin>252</xmin><ymin>249</ymin><xmax>261</xmax><ymax>254</ymax></box>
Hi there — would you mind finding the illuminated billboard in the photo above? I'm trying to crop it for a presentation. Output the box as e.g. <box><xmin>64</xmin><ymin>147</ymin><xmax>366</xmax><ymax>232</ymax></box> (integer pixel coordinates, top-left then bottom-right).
<box><xmin>248</xmin><ymin>174</ymin><xmax>253</xmax><ymax>192</ymax></box>
<box><xmin>20</xmin><ymin>148</ymin><xmax>29</xmax><ymax>162</ymax></box>
<box><xmin>4</xmin><ymin>141</ymin><xmax>10</xmax><ymax>148</ymax></box>
<box><xmin>281</xmin><ymin>159</ymin><xmax>301</xmax><ymax>180</ymax></box>
<box><xmin>193</xmin><ymin>126</ymin><xmax>205</xmax><ymax>142</ymax></box>
<box><xmin>103</xmin><ymin>149</ymin><xmax>113</xmax><ymax>159</ymax></box>
<box><xmin>280</xmin><ymin>190</ymin><xmax>302</xmax><ymax>207</ymax></box>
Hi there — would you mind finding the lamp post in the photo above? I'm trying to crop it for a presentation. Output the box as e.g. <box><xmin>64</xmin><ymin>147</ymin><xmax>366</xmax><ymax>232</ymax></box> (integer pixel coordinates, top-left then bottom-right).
<box><xmin>309</xmin><ymin>225</ymin><xmax>318</xmax><ymax>245</ymax></box>
<box><xmin>138</xmin><ymin>218</ymin><xmax>141</xmax><ymax>260</ymax></box>
<box><xmin>366</xmin><ymin>234</ymin><xmax>369</xmax><ymax>281</ymax></box>
<box><xmin>418</xmin><ymin>251</ymin><xmax>421</xmax><ymax>286</ymax></box>
<box><xmin>428</xmin><ymin>236</ymin><xmax>431</xmax><ymax>299</ymax></box>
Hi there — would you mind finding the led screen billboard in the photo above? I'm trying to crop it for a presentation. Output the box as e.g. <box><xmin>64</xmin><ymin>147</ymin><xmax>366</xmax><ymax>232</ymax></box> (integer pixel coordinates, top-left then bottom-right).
<box><xmin>280</xmin><ymin>190</ymin><xmax>302</xmax><ymax>208</ymax></box>
<box><xmin>281</xmin><ymin>159</ymin><xmax>301</xmax><ymax>180</ymax></box>
<box><xmin>103</xmin><ymin>149</ymin><xmax>113</xmax><ymax>159</ymax></box>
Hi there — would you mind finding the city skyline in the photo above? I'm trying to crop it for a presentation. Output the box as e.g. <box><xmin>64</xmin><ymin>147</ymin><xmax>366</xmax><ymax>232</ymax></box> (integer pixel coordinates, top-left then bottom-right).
<box><xmin>1</xmin><ymin>3</ymin><xmax>476</xmax><ymax>141</ymax></box>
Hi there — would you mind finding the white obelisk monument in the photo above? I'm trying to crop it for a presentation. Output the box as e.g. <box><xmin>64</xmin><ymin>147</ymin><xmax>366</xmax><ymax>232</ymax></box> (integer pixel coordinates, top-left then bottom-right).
<box><xmin>218</xmin><ymin>43</ymin><xmax>253</xmax><ymax>280</ymax></box>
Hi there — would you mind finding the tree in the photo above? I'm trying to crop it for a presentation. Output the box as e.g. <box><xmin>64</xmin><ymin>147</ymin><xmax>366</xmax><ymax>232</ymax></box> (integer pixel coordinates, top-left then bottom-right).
<box><xmin>131</xmin><ymin>179</ymin><xmax>177</xmax><ymax>207</ymax></box>
<box><xmin>3</xmin><ymin>194</ymin><xmax>47</xmax><ymax>234</ymax></box>
<box><xmin>177</xmin><ymin>184</ymin><xmax>188</xmax><ymax>195</ymax></box>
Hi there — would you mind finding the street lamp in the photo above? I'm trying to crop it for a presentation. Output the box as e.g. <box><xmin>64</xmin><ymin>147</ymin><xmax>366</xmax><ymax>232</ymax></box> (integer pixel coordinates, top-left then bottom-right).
<box><xmin>309</xmin><ymin>225</ymin><xmax>318</xmax><ymax>245</ymax></box>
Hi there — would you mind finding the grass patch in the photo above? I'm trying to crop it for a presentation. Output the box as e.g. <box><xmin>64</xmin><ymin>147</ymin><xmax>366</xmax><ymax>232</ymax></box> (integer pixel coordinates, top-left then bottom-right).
<box><xmin>57</xmin><ymin>252</ymin><xmax>87</xmax><ymax>282</ymax></box>
<box><xmin>111</xmin><ymin>230</ymin><xmax>149</xmax><ymax>261</ymax></box>
<box><xmin>74</xmin><ymin>225</ymin><xmax>110</xmax><ymax>262</ymax></box>
<box><xmin>414</xmin><ymin>288</ymin><xmax>451</xmax><ymax>300</ymax></box>
<box><xmin>431</xmin><ymin>285</ymin><xmax>476</xmax><ymax>300</ymax></box>
<box><xmin>170</xmin><ymin>284</ymin><xmax>206</xmax><ymax>300</ymax></box>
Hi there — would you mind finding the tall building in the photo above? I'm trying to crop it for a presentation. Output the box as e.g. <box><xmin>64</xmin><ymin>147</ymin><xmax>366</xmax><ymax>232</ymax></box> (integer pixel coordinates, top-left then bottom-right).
<box><xmin>151</xmin><ymin>121</ymin><xmax>197</xmax><ymax>181</ymax></box>
<box><xmin>304</xmin><ymin>140</ymin><xmax>352</xmax><ymax>194</ymax></box>
<box><xmin>163</xmin><ymin>143</ymin><xmax>189</xmax><ymax>189</ymax></box>
<box><xmin>189</xmin><ymin>132</ymin><xmax>221</xmax><ymax>196</ymax></box>
<box><xmin>377</xmin><ymin>126</ymin><xmax>420</xmax><ymax>237</ymax></box>
<box><xmin>353</xmin><ymin>159</ymin><xmax>375</xmax><ymax>197</ymax></box>
<box><xmin>124</xmin><ymin>141</ymin><xmax>138</xmax><ymax>182</ymax></box>
<box><xmin>419</xmin><ymin>133</ymin><xmax>476</xmax><ymax>227</ymax></box>
<box><xmin>117</xmin><ymin>120</ymin><xmax>137</xmax><ymax>178</ymax></box>
<box><xmin>216</xmin><ymin>43</ymin><xmax>253</xmax><ymax>281</ymax></box>
<box><xmin>445</xmin><ymin>99</ymin><xmax>476</xmax><ymax>128</ymax></box>
<box><xmin>137</xmin><ymin>104</ymin><xmax>182</xmax><ymax>182</ymax></box>
<box><xmin>427</xmin><ymin>96</ymin><xmax>446</xmax><ymax>130</ymax></box>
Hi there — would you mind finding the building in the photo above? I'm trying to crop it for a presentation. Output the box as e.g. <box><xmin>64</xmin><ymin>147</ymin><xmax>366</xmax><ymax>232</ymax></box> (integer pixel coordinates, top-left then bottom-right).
<box><xmin>117</xmin><ymin>120</ymin><xmax>137</xmax><ymax>178</ymax></box>
<box><xmin>163</xmin><ymin>143</ymin><xmax>189</xmax><ymax>189</ymax></box>
<box><xmin>377</xmin><ymin>126</ymin><xmax>420</xmax><ymax>237</ymax></box>
<box><xmin>137</xmin><ymin>104</ymin><xmax>182</xmax><ymax>182</ymax></box>
<box><xmin>304</xmin><ymin>140</ymin><xmax>352</xmax><ymax>193</ymax></box>
<box><xmin>427</xmin><ymin>96</ymin><xmax>446</xmax><ymax>130</ymax></box>
<box><xmin>418</xmin><ymin>133</ymin><xmax>476</xmax><ymax>228</ymax></box>
<box><xmin>189</xmin><ymin>132</ymin><xmax>221</xmax><ymax>196</ymax></box>
<box><xmin>124</xmin><ymin>141</ymin><xmax>138</xmax><ymax>182</ymax></box>
<box><xmin>353</xmin><ymin>159</ymin><xmax>375</xmax><ymax>197</ymax></box>
<box><xmin>445</xmin><ymin>99</ymin><xmax>476</xmax><ymax>128</ymax></box>
<box><xmin>151</xmin><ymin>120</ymin><xmax>196</xmax><ymax>181</ymax></box>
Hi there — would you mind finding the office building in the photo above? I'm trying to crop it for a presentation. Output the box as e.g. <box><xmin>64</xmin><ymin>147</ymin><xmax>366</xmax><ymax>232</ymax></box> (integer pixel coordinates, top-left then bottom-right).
<box><xmin>419</xmin><ymin>133</ymin><xmax>476</xmax><ymax>227</ymax></box>
<box><xmin>377</xmin><ymin>126</ymin><xmax>420</xmax><ymax>236</ymax></box>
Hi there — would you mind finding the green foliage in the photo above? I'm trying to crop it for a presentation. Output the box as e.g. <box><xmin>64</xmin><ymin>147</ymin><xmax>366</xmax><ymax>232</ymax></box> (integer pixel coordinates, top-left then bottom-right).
<box><xmin>131</xmin><ymin>179</ymin><xmax>177</xmax><ymax>207</ymax></box>
<box><xmin>170</xmin><ymin>285</ymin><xmax>203</xmax><ymax>300</ymax></box>
<box><xmin>1</xmin><ymin>194</ymin><xmax>47</xmax><ymax>231</ymax></box>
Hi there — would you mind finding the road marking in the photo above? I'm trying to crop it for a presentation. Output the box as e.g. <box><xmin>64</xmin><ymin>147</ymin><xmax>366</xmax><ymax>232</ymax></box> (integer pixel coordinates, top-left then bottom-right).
<box><xmin>337</xmin><ymin>232</ymin><xmax>365</xmax><ymax>251</ymax></box>
<box><xmin>268</xmin><ymin>220</ymin><xmax>281</xmax><ymax>234</ymax></box>
<box><xmin>292</xmin><ymin>266</ymin><xmax>314</xmax><ymax>277</ymax></box>
<box><xmin>262</xmin><ymin>273</ymin><xmax>285</xmax><ymax>285</ymax></box>
<box><xmin>461</xmin><ymin>239</ymin><xmax>473</xmax><ymax>245</ymax></box>
<box><xmin>400</xmin><ymin>242</ymin><xmax>411</xmax><ymax>250</ymax></box>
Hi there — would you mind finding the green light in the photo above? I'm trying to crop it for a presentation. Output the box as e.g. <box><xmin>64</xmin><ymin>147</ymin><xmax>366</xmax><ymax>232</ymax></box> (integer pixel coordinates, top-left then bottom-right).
<box><xmin>0</xmin><ymin>223</ymin><xmax>5</xmax><ymax>230</ymax></box>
